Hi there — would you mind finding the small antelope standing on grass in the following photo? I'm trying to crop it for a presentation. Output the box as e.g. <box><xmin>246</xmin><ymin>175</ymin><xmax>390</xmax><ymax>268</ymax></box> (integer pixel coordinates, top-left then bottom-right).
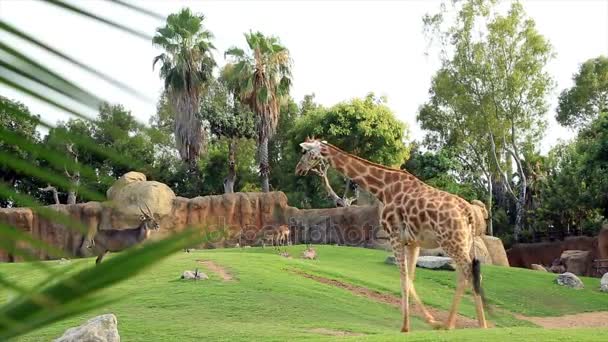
<box><xmin>261</xmin><ymin>225</ymin><xmax>291</xmax><ymax>249</ymax></box>
<box><xmin>274</xmin><ymin>225</ymin><xmax>291</xmax><ymax>247</ymax></box>
<box><xmin>88</xmin><ymin>203</ymin><xmax>160</xmax><ymax>264</ymax></box>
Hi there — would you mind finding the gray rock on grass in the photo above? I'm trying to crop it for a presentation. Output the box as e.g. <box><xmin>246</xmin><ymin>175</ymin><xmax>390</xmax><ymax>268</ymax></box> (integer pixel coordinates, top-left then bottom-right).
<box><xmin>54</xmin><ymin>314</ymin><xmax>119</xmax><ymax>342</ymax></box>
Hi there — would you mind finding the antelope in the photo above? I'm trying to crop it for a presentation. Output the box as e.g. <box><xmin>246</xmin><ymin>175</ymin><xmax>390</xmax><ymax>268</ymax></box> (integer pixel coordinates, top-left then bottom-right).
<box><xmin>274</xmin><ymin>224</ymin><xmax>291</xmax><ymax>247</ymax></box>
<box><xmin>260</xmin><ymin>225</ymin><xmax>290</xmax><ymax>249</ymax></box>
<box><xmin>88</xmin><ymin>203</ymin><xmax>160</xmax><ymax>264</ymax></box>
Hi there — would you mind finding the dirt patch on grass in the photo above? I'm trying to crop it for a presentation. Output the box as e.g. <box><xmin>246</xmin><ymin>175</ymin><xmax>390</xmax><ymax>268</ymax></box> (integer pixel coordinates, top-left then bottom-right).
<box><xmin>292</xmin><ymin>270</ymin><xmax>484</xmax><ymax>329</ymax></box>
<box><xmin>515</xmin><ymin>311</ymin><xmax>608</xmax><ymax>328</ymax></box>
<box><xmin>308</xmin><ymin>328</ymin><xmax>365</xmax><ymax>337</ymax></box>
<box><xmin>196</xmin><ymin>260</ymin><xmax>234</xmax><ymax>281</ymax></box>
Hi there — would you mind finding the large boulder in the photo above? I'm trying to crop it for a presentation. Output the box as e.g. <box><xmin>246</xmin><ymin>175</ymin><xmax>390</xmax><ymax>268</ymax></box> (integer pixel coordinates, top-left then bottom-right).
<box><xmin>556</xmin><ymin>272</ymin><xmax>584</xmax><ymax>289</ymax></box>
<box><xmin>54</xmin><ymin>314</ymin><xmax>120</xmax><ymax>342</ymax></box>
<box><xmin>416</xmin><ymin>256</ymin><xmax>455</xmax><ymax>271</ymax></box>
<box><xmin>482</xmin><ymin>235</ymin><xmax>509</xmax><ymax>266</ymax></box>
<box><xmin>560</xmin><ymin>250</ymin><xmax>591</xmax><ymax>276</ymax></box>
<box><xmin>473</xmin><ymin>236</ymin><xmax>492</xmax><ymax>264</ymax></box>
<box><xmin>601</xmin><ymin>273</ymin><xmax>608</xmax><ymax>292</ymax></box>
<box><xmin>470</xmin><ymin>200</ymin><xmax>488</xmax><ymax>236</ymax></box>
<box><xmin>106</xmin><ymin>171</ymin><xmax>146</xmax><ymax>199</ymax></box>
<box><xmin>106</xmin><ymin>172</ymin><xmax>175</xmax><ymax>218</ymax></box>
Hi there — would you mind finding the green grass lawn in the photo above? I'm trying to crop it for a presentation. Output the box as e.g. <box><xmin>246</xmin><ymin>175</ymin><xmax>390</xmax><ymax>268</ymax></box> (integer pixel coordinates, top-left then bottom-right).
<box><xmin>1</xmin><ymin>245</ymin><xmax>607</xmax><ymax>341</ymax></box>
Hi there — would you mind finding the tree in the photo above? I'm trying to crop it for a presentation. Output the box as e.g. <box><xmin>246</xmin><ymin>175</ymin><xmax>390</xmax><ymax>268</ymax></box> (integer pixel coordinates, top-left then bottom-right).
<box><xmin>420</xmin><ymin>0</ymin><xmax>554</xmax><ymax>239</ymax></box>
<box><xmin>0</xmin><ymin>96</ymin><xmax>42</xmax><ymax>207</ymax></box>
<box><xmin>153</xmin><ymin>8</ymin><xmax>216</xmax><ymax>168</ymax></box>
<box><xmin>44</xmin><ymin>103</ymin><xmax>157</xmax><ymax>203</ymax></box>
<box><xmin>199</xmin><ymin>68</ymin><xmax>255</xmax><ymax>193</ymax></box>
<box><xmin>287</xmin><ymin>93</ymin><xmax>411</xmax><ymax>207</ymax></box>
<box><xmin>557</xmin><ymin>56</ymin><xmax>608</xmax><ymax>129</ymax></box>
<box><xmin>224</xmin><ymin>31</ymin><xmax>292</xmax><ymax>192</ymax></box>
<box><xmin>404</xmin><ymin>146</ymin><xmax>482</xmax><ymax>202</ymax></box>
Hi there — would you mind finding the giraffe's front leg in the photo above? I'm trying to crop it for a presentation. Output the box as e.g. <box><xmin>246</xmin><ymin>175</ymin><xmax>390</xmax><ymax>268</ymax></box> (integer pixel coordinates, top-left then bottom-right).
<box><xmin>388</xmin><ymin>232</ymin><xmax>410</xmax><ymax>333</ymax></box>
<box><xmin>406</xmin><ymin>245</ymin><xmax>441</xmax><ymax>328</ymax></box>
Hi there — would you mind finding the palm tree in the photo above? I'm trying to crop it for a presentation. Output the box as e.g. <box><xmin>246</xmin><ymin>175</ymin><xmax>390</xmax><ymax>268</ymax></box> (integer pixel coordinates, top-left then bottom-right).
<box><xmin>152</xmin><ymin>8</ymin><xmax>216</xmax><ymax>169</ymax></box>
<box><xmin>224</xmin><ymin>31</ymin><xmax>292</xmax><ymax>192</ymax></box>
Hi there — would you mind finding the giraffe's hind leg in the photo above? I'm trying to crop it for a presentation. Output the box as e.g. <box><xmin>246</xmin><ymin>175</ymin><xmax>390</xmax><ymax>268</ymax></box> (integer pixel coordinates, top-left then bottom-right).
<box><xmin>445</xmin><ymin>270</ymin><xmax>467</xmax><ymax>330</ymax></box>
<box><xmin>442</xmin><ymin>245</ymin><xmax>488</xmax><ymax>330</ymax></box>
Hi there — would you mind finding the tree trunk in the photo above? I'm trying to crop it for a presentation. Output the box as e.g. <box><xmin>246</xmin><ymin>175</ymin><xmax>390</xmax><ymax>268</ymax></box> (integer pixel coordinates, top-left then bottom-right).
<box><xmin>259</xmin><ymin>137</ymin><xmax>270</xmax><ymax>192</ymax></box>
<box><xmin>67</xmin><ymin>170</ymin><xmax>79</xmax><ymax>205</ymax></box>
<box><xmin>224</xmin><ymin>139</ymin><xmax>237</xmax><ymax>194</ymax></box>
<box><xmin>513</xmin><ymin>175</ymin><xmax>526</xmax><ymax>242</ymax></box>
<box><xmin>486</xmin><ymin>173</ymin><xmax>494</xmax><ymax>236</ymax></box>
<box><xmin>40</xmin><ymin>185</ymin><xmax>60</xmax><ymax>205</ymax></box>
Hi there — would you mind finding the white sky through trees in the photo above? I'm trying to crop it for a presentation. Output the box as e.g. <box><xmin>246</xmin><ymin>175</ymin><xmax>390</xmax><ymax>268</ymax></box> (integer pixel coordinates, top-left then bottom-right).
<box><xmin>1</xmin><ymin>0</ymin><xmax>607</xmax><ymax>154</ymax></box>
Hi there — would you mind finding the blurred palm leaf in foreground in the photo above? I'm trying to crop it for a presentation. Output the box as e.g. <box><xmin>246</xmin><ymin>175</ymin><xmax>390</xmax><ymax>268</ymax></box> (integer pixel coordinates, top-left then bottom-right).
<box><xmin>0</xmin><ymin>0</ymin><xmax>201</xmax><ymax>339</ymax></box>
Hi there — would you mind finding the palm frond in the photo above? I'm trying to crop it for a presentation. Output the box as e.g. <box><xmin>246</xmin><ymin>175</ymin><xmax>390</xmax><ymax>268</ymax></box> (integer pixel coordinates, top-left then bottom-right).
<box><xmin>0</xmin><ymin>21</ymin><xmax>150</xmax><ymax>102</ymax></box>
<box><xmin>0</xmin><ymin>1</ymin><xmax>201</xmax><ymax>340</ymax></box>
<box><xmin>43</xmin><ymin>0</ymin><xmax>153</xmax><ymax>40</ymax></box>
<box><xmin>0</xmin><ymin>228</ymin><xmax>204</xmax><ymax>340</ymax></box>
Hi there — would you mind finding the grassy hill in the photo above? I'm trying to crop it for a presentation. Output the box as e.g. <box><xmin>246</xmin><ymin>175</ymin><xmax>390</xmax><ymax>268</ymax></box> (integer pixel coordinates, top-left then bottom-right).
<box><xmin>1</xmin><ymin>245</ymin><xmax>607</xmax><ymax>341</ymax></box>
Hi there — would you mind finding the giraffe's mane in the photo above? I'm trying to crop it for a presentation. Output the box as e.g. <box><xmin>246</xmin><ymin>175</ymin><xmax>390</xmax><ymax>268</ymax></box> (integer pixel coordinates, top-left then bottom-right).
<box><xmin>322</xmin><ymin>142</ymin><xmax>418</xmax><ymax>178</ymax></box>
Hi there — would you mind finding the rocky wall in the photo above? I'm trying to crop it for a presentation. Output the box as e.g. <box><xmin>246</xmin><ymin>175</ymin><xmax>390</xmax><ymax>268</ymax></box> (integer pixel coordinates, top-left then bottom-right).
<box><xmin>0</xmin><ymin>192</ymin><xmax>382</xmax><ymax>262</ymax></box>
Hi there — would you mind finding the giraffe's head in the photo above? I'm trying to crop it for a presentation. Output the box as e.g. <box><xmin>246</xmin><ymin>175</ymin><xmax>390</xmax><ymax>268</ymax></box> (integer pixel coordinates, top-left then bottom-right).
<box><xmin>295</xmin><ymin>137</ymin><xmax>328</xmax><ymax>176</ymax></box>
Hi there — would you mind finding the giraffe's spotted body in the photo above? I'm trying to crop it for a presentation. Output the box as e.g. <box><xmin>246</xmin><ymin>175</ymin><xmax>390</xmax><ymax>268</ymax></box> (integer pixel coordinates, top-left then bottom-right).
<box><xmin>296</xmin><ymin>138</ymin><xmax>487</xmax><ymax>333</ymax></box>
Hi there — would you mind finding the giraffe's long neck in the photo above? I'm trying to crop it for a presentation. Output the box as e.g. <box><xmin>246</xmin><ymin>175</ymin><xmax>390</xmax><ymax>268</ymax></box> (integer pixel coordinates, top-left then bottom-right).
<box><xmin>322</xmin><ymin>144</ymin><xmax>421</xmax><ymax>203</ymax></box>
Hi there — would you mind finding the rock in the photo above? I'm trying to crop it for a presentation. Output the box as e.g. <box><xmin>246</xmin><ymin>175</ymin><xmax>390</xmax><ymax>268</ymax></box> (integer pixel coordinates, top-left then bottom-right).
<box><xmin>107</xmin><ymin>172</ymin><xmax>175</xmax><ymax>218</ymax></box>
<box><xmin>59</xmin><ymin>258</ymin><xmax>71</xmax><ymax>264</ymax></box>
<box><xmin>560</xmin><ymin>250</ymin><xmax>591</xmax><ymax>276</ymax></box>
<box><xmin>470</xmin><ymin>200</ymin><xmax>488</xmax><ymax>236</ymax></box>
<box><xmin>556</xmin><ymin>272</ymin><xmax>584</xmax><ymax>289</ymax></box>
<box><xmin>54</xmin><ymin>314</ymin><xmax>120</xmax><ymax>342</ymax></box>
<box><xmin>473</xmin><ymin>236</ymin><xmax>492</xmax><ymax>264</ymax></box>
<box><xmin>416</xmin><ymin>256</ymin><xmax>455</xmax><ymax>271</ymax></box>
<box><xmin>550</xmin><ymin>264</ymin><xmax>566</xmax><ymax>274</ymax></box>
<box><xmin>106</xmin><ymin>171</ymin><xmax>147</xmax><ymax>200</ymax></box>
<box><xmin>181</xmin><ymin>270</ymin><xmax>208</xmax><ymax>280</ymax></box>
<box><xmin>279</xmin><ymin>251</ymin><xmax>291</xmax><ymax>258</ymax></box>
<box><xmin>385</xmin><ymin>255</ymin><xmax>397</xmax><ymax>265</ymax></box>
<box><xmin>302</xmin><ymin>248</ymin><xmax>317</xmax><ymax>260</ymax></box>
<box><xmin>601</xmin><ymin>273</ymin><xmax>608</xmax><ymax>292</ymax></box>
<box><xmin>0</xmin><ymin>190</ymin><xmax>386</xmax><ymax>262</ymax></box>
<box><xmin>531</xmin><ymin>264</ymin><xmax>548</xmax><ymax>272</ymax></box>
<box><xmin>481</xmin><ymin>235</ymin><xmax>510</xmax><ymax>267</ymax></box>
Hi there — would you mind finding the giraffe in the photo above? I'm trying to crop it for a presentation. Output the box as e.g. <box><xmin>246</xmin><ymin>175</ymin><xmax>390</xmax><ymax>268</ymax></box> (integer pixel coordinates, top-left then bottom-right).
<box><xmin>295</xmin><ymin>138</ymin><xmax>487</xmax><ymax>333</ymax></box>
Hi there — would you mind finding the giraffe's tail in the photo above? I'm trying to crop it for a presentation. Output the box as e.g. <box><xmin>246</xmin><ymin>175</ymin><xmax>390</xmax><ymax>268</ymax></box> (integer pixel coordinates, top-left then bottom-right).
<box><xmin>472</xmin><ymin>258</ymin><xmax>482</xmax><ymax>295</ymax></box>
<box><xmin>472</xmin><ymin>258</ymin><xmax>492</xmax><ymax>313</ymax></box>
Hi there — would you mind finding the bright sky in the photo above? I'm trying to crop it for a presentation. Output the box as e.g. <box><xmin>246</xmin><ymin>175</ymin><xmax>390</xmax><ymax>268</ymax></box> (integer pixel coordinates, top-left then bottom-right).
<box><xmin>1</xmin><ymin>0</ymin><xmax>607</xmax><ymax>154</ymax></box>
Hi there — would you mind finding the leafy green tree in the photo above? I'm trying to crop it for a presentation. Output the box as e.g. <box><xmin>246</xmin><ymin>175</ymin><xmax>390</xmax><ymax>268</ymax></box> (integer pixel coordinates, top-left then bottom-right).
<box><xmin>200</xmin><ymin>71</ymin><xmax>255</xmax><ymax>193</ymax></box>
<box><xmin>404</xmin><ymin>146</ymin><xmax>481</xmax><ymax>202</ymax></box>
<box><xmin>420</xmin><ymin>0</ymin><xmax>554</xmax><ymax>238</ymax></box>
<box><xmin>284</xmin><ymin>93</ymin><xmax>411</xmax><ymax>207</ymax></box>
<box><xmin>557</xmin><ymin>56</ymin><xmax>608</xmax><ymax>129</ymax></box>
<box><xmin>0</xmin><ymin>96</ymin><xmax>43</xmax><ymax>207</ymax></box>
<box><xmin>153</xmin><ymin>8</ymin><xmax>216</xmax><ymax>168</ymax></box>
<box><xmin>224</xmin><ymin>31</ymin><xmax>292</xmax><ymax>192</ymax></box>
<box><xmin>44</xmin><ymin>103</ymin><xmax>157</xmax><ymax>203</ymax></box>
